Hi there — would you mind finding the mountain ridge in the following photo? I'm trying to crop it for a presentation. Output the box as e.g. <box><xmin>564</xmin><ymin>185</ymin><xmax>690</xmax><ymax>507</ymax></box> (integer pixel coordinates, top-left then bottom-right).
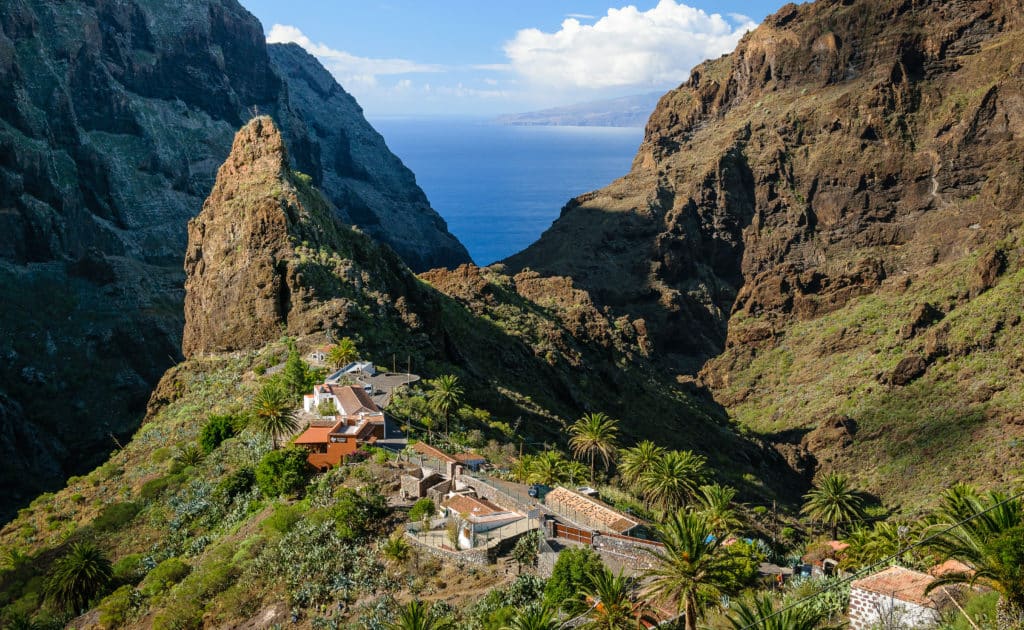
<box><xmin>0</xmin><ymin>0</ymin><xmax>468</xmax><ymax>519</ymax></box>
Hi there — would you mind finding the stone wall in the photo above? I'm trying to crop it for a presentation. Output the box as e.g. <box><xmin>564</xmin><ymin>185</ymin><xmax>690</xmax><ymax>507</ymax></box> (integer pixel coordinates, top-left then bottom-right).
<box><xmin>591</xmin><ymin>532</ymin><xmax>662</xmax><ymax>572</ymax></box>
<box><xmin>848</xmin><ymin>587</ymin><xmax>940</xmax><ymax>629</ymax></box>
<box><xmin>404</xmin><ymin>531</ymin><xmax>490</xmax><ymax>566</ymax></box>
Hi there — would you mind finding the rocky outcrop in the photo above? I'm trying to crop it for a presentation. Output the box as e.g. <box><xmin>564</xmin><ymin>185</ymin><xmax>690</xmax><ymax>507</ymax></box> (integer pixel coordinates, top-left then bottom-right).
<box><xmin>0</xmin><ymin>0</ymin><xmax>468</xmax><ymax>520</ymax></box>
<box><xmin>508</xmin><ymin>0</ymin><xmax>1024</xmax><ymax>374</ymax></box>
<box><xmin>506</xmin><ymin>0</ymin><xmax>1024</xmax><ymax>502</ymax></box>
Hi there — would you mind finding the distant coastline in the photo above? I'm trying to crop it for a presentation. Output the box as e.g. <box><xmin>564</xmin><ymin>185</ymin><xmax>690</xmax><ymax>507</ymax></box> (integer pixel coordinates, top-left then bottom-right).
<box><xmin>493</xmin><ymin>91</ymin><xmax>663</xmax><ymax>128</ymax></box>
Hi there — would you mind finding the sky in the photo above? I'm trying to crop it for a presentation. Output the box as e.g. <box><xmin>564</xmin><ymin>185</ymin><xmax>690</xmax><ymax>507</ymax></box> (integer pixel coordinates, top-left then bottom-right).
<box><xmin>240</xmin><ymin>1</ymin><xmax>788</xmax><ymax>117</ymax></box>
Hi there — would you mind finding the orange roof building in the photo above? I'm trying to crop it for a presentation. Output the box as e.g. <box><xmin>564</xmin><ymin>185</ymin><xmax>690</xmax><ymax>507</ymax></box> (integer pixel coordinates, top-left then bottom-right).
<box><xmin>295</xmin><ymin>384</ymin><xmax>386</xmax><ymax>470</ymax></box>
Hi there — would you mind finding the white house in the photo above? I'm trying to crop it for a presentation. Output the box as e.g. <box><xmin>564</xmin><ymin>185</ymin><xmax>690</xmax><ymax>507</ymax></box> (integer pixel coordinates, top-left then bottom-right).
<box><xmin>443</xmin><ymin>494</ymin><xmax>523</xmax><ymax>550</ymax></box>
<box><xmin>303</xmin><ymin>383</ymin><xmax>384</xmax><ymax>424</ymax></box>
<box><xmin>849</xmin><ymin>566</ymin><xmax>942</xmax><ymax>629</ymax></box>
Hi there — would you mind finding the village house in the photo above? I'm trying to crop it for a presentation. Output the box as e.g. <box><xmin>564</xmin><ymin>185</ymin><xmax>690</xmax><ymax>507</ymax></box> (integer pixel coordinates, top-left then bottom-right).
<box><xmin>325</xmin><ymin>361</ymin><xmax>377</xmax><ymax>383</ymax></box>
<box><xmin>295</xmin><ymin>385</ymin><xmax>386</xmax><ymax>470</ymax></box>
<box><xmin>544</xmin><ymin>486</ymin><xmax>645</xmax><ymax>537</ymax></box>
<box><xmin>443</xmin><ymin>493</ymin><xmax>524</xmax><ymax>550</ymax></box>
<box><xmin>307</xmin><ymin>346</ymin><xmax>331</xmax><ymax>365</ymax></box>
<box><xmin>848</xmin><ymin>566</ymin><xmax>943</xmax><ymax>629</ymax></box>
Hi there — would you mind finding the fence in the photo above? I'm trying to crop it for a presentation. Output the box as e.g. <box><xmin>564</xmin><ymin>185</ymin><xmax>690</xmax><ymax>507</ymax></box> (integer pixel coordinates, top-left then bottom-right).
<box><xmin>553</xmin><ymin>522</ymin><xmax>593</xmax><ymax>545</ymax></box>
<box><xmin>460</xmin><ymin>473</ymin><xmax>539</xmax><ymax>513</ymax></box>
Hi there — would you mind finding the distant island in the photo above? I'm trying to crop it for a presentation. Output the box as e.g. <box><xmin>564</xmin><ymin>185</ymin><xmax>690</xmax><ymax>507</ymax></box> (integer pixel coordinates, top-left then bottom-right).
<box><xmin>494</xmin><ymin>91</ymin><xmax>663</xmax><ymax>127</ymax></box>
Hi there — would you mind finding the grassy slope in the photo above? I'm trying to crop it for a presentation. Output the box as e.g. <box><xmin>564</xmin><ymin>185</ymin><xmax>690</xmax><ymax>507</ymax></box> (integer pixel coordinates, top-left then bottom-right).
<box><xmin>717</xmin><ymin>232</ymin><xmax>1024</xmax><ymax>509</ymax></box>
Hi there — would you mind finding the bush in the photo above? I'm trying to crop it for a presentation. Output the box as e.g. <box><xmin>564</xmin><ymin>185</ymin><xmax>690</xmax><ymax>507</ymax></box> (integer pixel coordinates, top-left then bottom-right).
<box><xmin>151</xmin><ymin>447</ymin><xmax>172</xmax><ymax>464</ymax></box>
<box><xmin>217</xmin><ymin>467</ymin><xmax>255</xmax><ymax>500</ymax></box>
<box><xmin>263</xmin><ymin>502</ymin><xmax>304</xmax><ymax>535</ymax></box>
<box><xmin>330</xmin><ymin>486</ymin><xmax>388</xmax><ymax>541</ymax></box>
<box><xmin>92</xmin><ymin>502</ymin><xmax>141</xmax><ymax>532</ymax></box>
<box><xmin>139</xmin><ymin>557</ymin><xmax>191</xmax><ymax>596</ymax></box>
<box><xmin>255</xmin><ymin>448</ymin><xmax>310</xmax><ymax>498</ymax></box>
<box><xmin>140</xmin><ymin>474</ymin><xmax>183</xmax><ymax>501</ymax></box>
<box><xmin>198</xmin><ymin>415</ymin><xmax>237</xmax><ymax>453</ymax></box>
<box><xmin>97</xmin><ymin>584</ymin><xmax>139</xmax><ymax>629</ymax></box>
<box><xmin>112</xmin><ymin>554</ymin><xmax>146</xmax><ymax>584</ymax></box>
<box><xmin>408</xmin><ymin>498</ymin><xmax>436</xmax><ymax>524</ymax></box>
<box><xmin>544</xmin><ymin>547</ymin><xmax>604</xmax><ymax>613</ymax></box>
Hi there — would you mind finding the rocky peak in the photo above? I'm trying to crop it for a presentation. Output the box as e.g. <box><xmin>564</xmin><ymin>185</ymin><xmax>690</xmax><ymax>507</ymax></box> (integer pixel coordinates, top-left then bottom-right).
<box><xmin>183</xmin><ymin>117</ymin><xmax>313</xmax><ymax>357</ymax></box>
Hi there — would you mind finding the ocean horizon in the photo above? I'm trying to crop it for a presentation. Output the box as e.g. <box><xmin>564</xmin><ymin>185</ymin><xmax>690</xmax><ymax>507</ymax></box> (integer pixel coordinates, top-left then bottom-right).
<box><xmin>370</xmin><ymin>117</ymin><xmax>644</xmax><ymax>266</ymax></box>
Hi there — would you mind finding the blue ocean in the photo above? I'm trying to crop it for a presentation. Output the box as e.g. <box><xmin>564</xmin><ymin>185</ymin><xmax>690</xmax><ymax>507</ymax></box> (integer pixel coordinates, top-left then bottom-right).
<box><xmin>371</xmin><ymin>118</ymin><xmax>645</xmax><ymax>266</ymax></box>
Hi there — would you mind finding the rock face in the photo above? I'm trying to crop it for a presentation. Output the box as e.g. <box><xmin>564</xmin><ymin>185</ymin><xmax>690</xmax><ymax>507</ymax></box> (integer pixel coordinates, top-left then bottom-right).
<box><xmin>178</xmin><ymin>118</ymin><xmax>794</xmax><ymax>499</ymax></box>
<box><xmin>507</xmin><ymin>0</ymin><xmax>1024</xmax><ymax>502</ymax></box>
<box><xmin>0</xmin><ymin>0</ymin><xmax>467</xmax><ymax>519</ymax></box>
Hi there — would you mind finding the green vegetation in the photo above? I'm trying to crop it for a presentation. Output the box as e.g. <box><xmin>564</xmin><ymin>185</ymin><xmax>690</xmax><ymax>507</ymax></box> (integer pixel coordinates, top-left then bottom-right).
<box><xmin>198</xmin><ymin>414</ymin><xmax>238</xmax><ymax>453</ymax></box>
<box><xmin>255</xmin><ymin>447</ymin><xmax>310</xmax><ymax>497</ymax></box>
<box><xmin>568</xmin><ymin>412</ymin><xmax>619</xmax><ymax>483</ymax></box>
<box><xmin>428</xmin><ymin>374</ymin><xmax>464</xmax><ymax>439</ymax></box>
<box><xmin>43</xmin><ymin>541</ymin><xmax>112</xmax><ymax>614</ymax></box>
<box><xmin>800</xmin><ymin>473</ymin><xmax>865</xmax><ymax>539</ymax></box>
<box><xmin>408</xmin><ymin>498</ymin><xmax>436</xmax><ymax>523</ymax></box>
<box><xmin>250</xmin><ymin>382</ymin><xmax>299</xmax><ymax>449</ymax></box>
<box><xmin>544</xmin><ymin>547</ymin><xmax>604</xmax><ymax>614</ymax></box>
<box><xmin>139</xmin><ymin>557</ymin><xmax>191</xmax><ymax>596</ymax></box>
<box><xmin>328</xmin><ymin>337</ymin><xmax>359</xmax><ymax>368</ymax></box>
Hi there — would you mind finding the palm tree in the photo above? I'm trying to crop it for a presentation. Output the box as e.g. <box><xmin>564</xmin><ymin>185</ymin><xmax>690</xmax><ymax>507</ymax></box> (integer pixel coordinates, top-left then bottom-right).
<box><xmin>381</xmin><ymin>534</ymin><xmax>411</xmax><ymax>567</ymax></box>
<box><xmin>44</xmin><ymin>541</ymin><xmax>113</xmax><ymax>613</ymax></box>
<box><xmin>643</xmin><ymin>511</ymin><xmax>737</xmax><ymax>630</ymax></box>
<box><xmin>564</xmin><ymin>460</ymin><xmax>590</xmax><ymax>485</ymax></box>
<box><xmin>387</xmin><ymin>599</ymin><xmax>453</xmax><ymax>630</ymax></box>
<box><xmin>569</xmin><ymin>413</ymin><xmax>620</xmax><ymax>483</ymax></box>
<box><xmin>694</xmin><ymin>484</ymin><xmax>742</xmax><ymax>534</ymax></box>
<box><xmin>924</xmin><ymin>485</ymin><xmax>1024</xmax><ymax>628</ymax></box>
<box><xmin>582</xmin><ymin>567</ymin><xmax>644</xmax><ymax>629</ymax></box>
<box><xmin>528</xmin><ymin>451</ymin><xmax>570</xmax><ymax>486</ymax></box>
<box><xmin>502</xmin><ymin>604</ymin><xmax>560</xmax><ymax>630</ymax></box>
<box><xmin>428</xmin><ymin>374</ymin><xmax>463</xmax><ymax>438</ymax></box>
<box><xmin>639</xmin><ymin>450</ymin><xmax>706</xmax><ymax>513</ymax></box>
<box><xmin>724</xmin><ymin>593</ymin><xmax>838</xmax><ymax>630</ymax></box>
<box><xmin>251</xmin><ymin>382</ymin><xmax>299</xmax><ymax>449</ymax></box>
<box><xmin>619</xmin><ymin>441</ymin><xmax>665</xmax><ymax>490</ymax></box>
<box><xmin>800</xmin><ymin>472</ymin><xmax>865</xmax><ymax>539</ymax></box>
<box><xmin>328</xmin><ymin>337</ymin><xmax>359</xmax><ymax>368</ymax></box>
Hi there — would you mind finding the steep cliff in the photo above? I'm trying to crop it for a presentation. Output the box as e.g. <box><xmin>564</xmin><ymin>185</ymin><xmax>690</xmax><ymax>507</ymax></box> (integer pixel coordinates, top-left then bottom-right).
<box><xmin>0</xmin><ymin>0</ymin><xmax>468</xmax><ymax>519</ymax></box>
<box><xmin>178</xmin><ymin>117</ymin><xmax>789</xmax><ymax>497</ymax></box>
<box><xmin>507</xmin><ymin>0</ymin><xmax>1024</xmax><ymax>504</ymax></box>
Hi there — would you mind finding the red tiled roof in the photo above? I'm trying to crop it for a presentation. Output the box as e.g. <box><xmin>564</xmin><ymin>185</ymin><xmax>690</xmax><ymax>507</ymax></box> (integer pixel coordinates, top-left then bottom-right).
<box><xmin>294</xmin><ymin>422</ymin><xmax>344</xmax><ymax>445</ymax></box>
<box><xmin>445</xmin><ymin>494</ymin><xmax>501</xmax><ymax>517</ymax></box>
<box><xmin>851</xmin><ymin>566</ymin><xmax>937</xmax><ymax>606</ymax></box>
<box><xmin>334</xmin><ymin>385</ymin><xmax>380</xmax><ymax>415</ymax></box>
<box><xmin>453</xmin><ymin>452</ymin><xmax>487</xmax><ymax>464</ymax></box>
<box><xmin>412</xmin><ymin>441</ymin><xmax>456</xmax><ymax>463</ymax></box>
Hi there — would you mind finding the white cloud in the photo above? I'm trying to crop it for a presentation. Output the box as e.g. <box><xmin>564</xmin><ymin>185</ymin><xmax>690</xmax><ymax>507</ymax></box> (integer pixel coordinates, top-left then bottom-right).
<box><xmin>267</xmin><ymin>24</ymin><xmax>444</xmax><ymax>82</ymax></box>
<box><xmin>504</xmin><ymin>0</ymin><xmax>757</xmax><ymax>89</ymax></box>
<box><xmin>565</xmin><ymin>13</ymin><xmax>596</xmax><ymax>19</ymax></box>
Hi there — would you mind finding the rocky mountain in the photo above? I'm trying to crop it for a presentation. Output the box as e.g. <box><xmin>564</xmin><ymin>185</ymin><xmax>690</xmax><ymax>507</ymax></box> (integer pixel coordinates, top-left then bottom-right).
<box><xmin>0</xmin><ymin>0</ymin><xmax>468</xmax><ymax>519</ymax></box>
<box><xmin>175</xmin><ymin>116</ymin><xmax>787</xmax><ymax>495</ymax></box>
<box><xmin>507</xmin><ymin>0</ymin><xmax>1024</xmax><ymax>505</ymax></box>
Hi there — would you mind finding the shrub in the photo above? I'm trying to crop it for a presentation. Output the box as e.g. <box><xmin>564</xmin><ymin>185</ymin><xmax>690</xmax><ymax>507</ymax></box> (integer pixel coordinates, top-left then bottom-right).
<box><xmin>150</xmin><ymin>447</ymin><xmax>172</xmax><ymax>464</ymax></box>
<box><xmin>140</xmin><ymin>474</ymin><xmax>183</xmax><ymax>501</ymax></box>
<box><xmin>330</xmin><ymin>486</ymin><xmax>388</xmax><ymax>541</ymax></box>
<box><xmin>255</xmin><ymin>448</ymin><xmax>310</xmax><ymax>498</ymax></box>
<box><xmin>92</xmin><ymin>502</ymin><xmax>141</xmax><ymax>532</ymax></box>
<box><xmin>544</xmin><ymin>547</ymin><xmax>604</xmax><ymax>613</ymax></box>
<box><xmin>173</xmin><ymin>445</ymin><xmax>203</xmax><ymax>468</ymax></box>
<box><xmin>263</xmin><ymin>502</ymin><xmax>304</xmax><ymax>535</ymax></box>
<box><xmin>198</xmin><ymin>415</ymin><xmax>236</xmax><ymax>453</ymax></box>
<box><xmin>408</xmin><ymin>498</ymin><xmax>436</xmax><ymax>523</ymax></box>
<box><xmin>217</xmin><ymin>467</ymin><xmax>255</xmax><ymax>500</ymax></box>
<box><xmin>112</xmin><ymin>554</ymin><xmax>146</xmax><ymax>584</ymax></box>
<box><xmin>97</xmin><ymin>584</ymin><xmax>139</xmax><ymax>629</ymax></box>
<box><xmin>139</xmin><ymin>557</ymin><xmax>191</xmax><ymax>596</ymax></box>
